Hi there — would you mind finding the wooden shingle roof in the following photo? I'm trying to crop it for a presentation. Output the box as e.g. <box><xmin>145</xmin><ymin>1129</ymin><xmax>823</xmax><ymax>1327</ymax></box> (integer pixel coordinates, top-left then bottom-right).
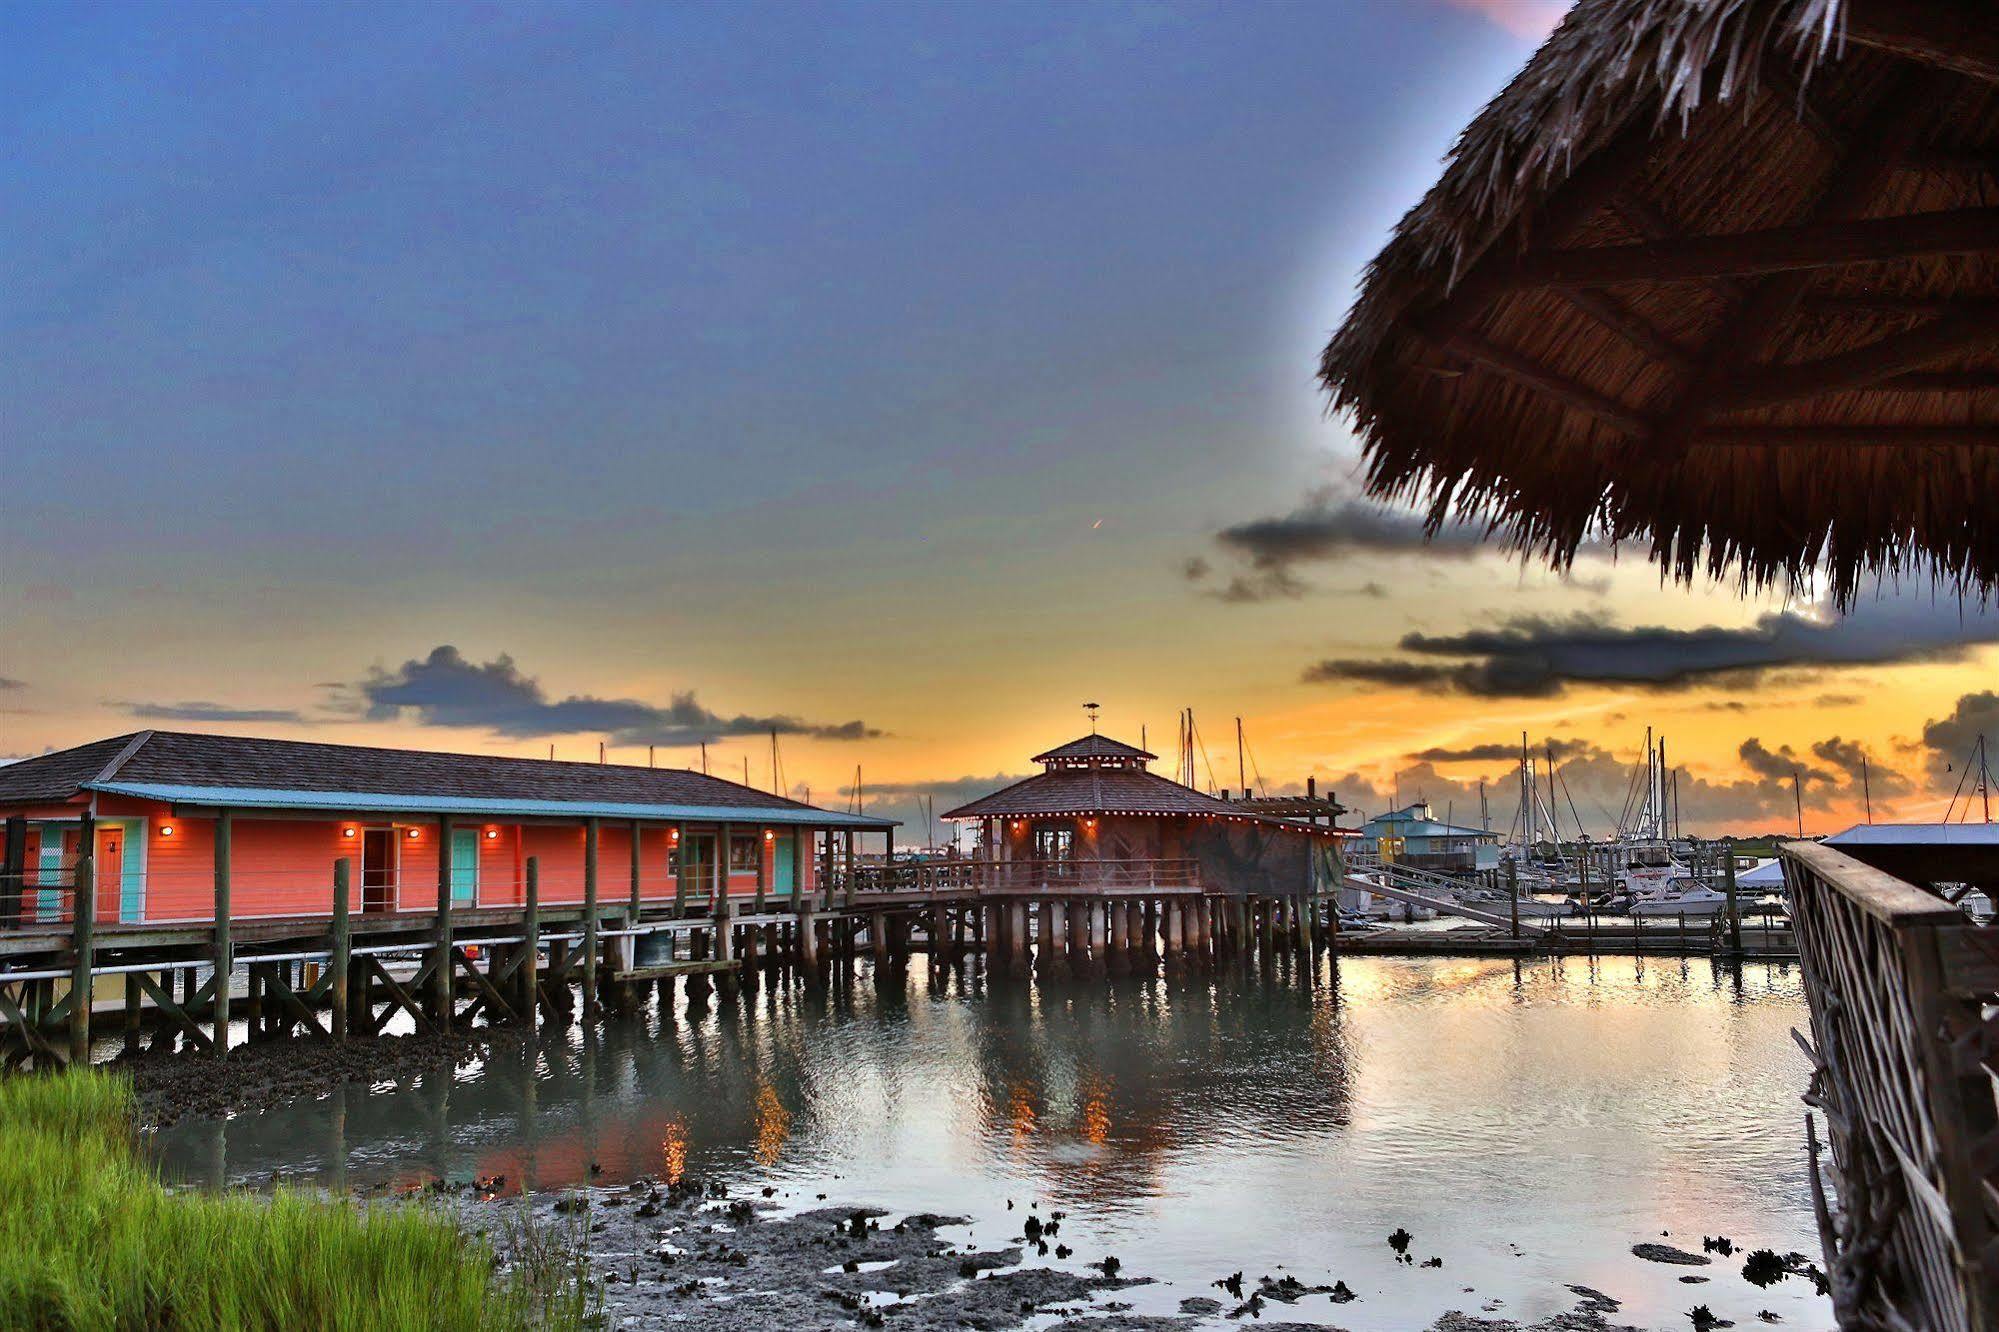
<box><xmin>0</xmin><ymin>730</ymin><xmax>892</xmax><ymax>826</ymax></box>
<box><xmin>1031</xmin><ymin>735</ymin><xmax>1157</xmax><ymax>765</ymax></box>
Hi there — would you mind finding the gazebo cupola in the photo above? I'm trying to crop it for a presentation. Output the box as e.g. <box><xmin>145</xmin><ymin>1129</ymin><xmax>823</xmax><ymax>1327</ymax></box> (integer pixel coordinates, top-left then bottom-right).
<box><xmin>1030</xmin><ymin>735</ymin><xmax>1157</xmax><ymax>773</ymax></box>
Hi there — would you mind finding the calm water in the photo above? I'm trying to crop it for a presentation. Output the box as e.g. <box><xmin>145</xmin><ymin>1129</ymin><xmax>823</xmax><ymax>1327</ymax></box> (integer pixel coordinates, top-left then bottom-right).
<box><xmin>154</xmin><ymin>956</ymin><xmax>1831</xmax><ymax>1330</ymax></box>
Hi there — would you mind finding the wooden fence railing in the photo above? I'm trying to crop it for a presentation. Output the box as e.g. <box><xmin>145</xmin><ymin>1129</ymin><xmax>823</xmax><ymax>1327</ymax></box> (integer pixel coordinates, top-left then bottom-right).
<box><xmin>1783</xmin><ymin>839</ymin><xmax>1999</xmax><ymax>1331</ymax></box>
<box><xmin>837</xmin><ymin>858</ymin><xmax>1202</xmax><ymax>896</ymax></box>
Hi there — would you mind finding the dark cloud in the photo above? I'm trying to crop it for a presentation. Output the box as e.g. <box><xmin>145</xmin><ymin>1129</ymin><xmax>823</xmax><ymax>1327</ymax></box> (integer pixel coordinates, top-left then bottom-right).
<box><xmin>122</xmin><ymin>700</ymin><xmax>308</xmax><ymax>724</ymax></box>
<box><xmin>1811</xmin><ymin>736</ymin><xmax>1913</xmax><ymax>797</ymax></box>
<box><xmin>1305</xmin><ymin>599</ymin><xmax>1999</xmax><ymax>699</ymax></box>
<box><xmin>1202</xmin><ymin>569</ymin><xmax>1308</xmax><ymax>604</ymax></box>
<box><xmin>1737</xmin><ymin>738</ymin><xmax>1830</xmax><ymax>789</ymax></box>
<box><xmin>359</xmin><ymin>646</ymin><xmax>880</xmax><ymax>747</ymax></box>
<box><xmin>1921</xmin><ymin>691</ymin><xmax>1999</xmax><ymax>780</ymax></box>
<box><xmin>0</xmin><ymin>678</ymin><xmax>24</xmax><ymax>690</ymax></box>
<box><xmin>1180</xmin><ymin>556</ymin><xmax>1211</xmax><ymax>581</ymax></box>
<box><xmin>1302</xmin><ymin>658</ymin><xmax>1538</xmax><ymax>693</ymax></box>
<box><xmin>842</xmin><ymin>773</ymin><xmax>1035</xmax><ymax>804</ymax></box>
<box><xmin>1215</xmin><ymin>497</ymin><xmax>1496</xmax><ymax>570</ymax></box>
<box><xmin>1814</xmin><ymin>693</ymin><xmax>1863</xmax><ymax>708</ymax></box>
<box><xmin>1407</xmin><ymin>738</ymin><xmax>1595</xmax><ymax>763</ymax></box>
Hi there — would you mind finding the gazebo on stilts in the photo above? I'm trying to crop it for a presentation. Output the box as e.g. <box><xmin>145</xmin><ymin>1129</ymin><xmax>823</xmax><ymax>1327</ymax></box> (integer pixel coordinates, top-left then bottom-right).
<box><xmin>1319</xmin><ymin>2</ymin><xmax>1996</xmax><ymax>1327</ymax></box>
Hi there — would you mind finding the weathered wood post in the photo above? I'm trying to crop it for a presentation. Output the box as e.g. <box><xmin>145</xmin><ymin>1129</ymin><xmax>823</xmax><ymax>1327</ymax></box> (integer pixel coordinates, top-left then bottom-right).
<box><xmin>522</xmin><ymin>855</ymin><xmax>541</xmax><ymax>1032</ymax></box>
<box><xmin>798</xmin><ymin>897</ymin><xmax>820</xmax><ymax>973</ymax></box>
<box><xmin>713</xmin><ymin>888</ymin><xmax>736</xmax><ymax>996</ymax></box>
<box><xmin>754</xmin><ymin>828</ymin><xmax>768</xmax><ymax>916</ymax></box>
<box><xmin>1</xmin><ymin>816</ymin><xmax>24</xmax><ymax>930</ymax></box>
<box><xmin>630</xmin><ymin>819</ymin><xmax>644</xmax><ymax>922</ymax></box>
<box><xmin>931</xmin><ymin>902</ymin><xmax>949</xmax><ymax>969</ymax></box>
<box><xmin>69</xmin><ymin>853</ymin><xmax>94</xmax><ymax>1064</ymax></box>
<box><xmin>1724</xmin><ymin>841</ymin><xmax>1742</xmax><ymax>956</ymax></box>
<box><xmin>123</xmin><ymin>974</ymin><xmax>142</xmax><ymax>1056</ymax></box>
<box><xmin>331</xmin><ymin>858</ymin><xmax>352</xmax><ymax>1043</ymax></box>
<box><xmin>1507</xmin><ymin>858</ymin><xmax>1520</xmax><ymax>940</ymax></box>
<box><xmin>434</xmin><ymin>813</ymin><xmax>454</xmax><ymax>1031</ymax></box>
<box><xmin>214</xmin><ymin>811</ymin><xmax>233</xmax><ymax>1057</ymax></box>
<box><xmin>843</xmin><ymin>830</ymin><xmax>857</xmax><ymax>908</ymax></box>
<box><xmin>1088</xmin><ymin>900</ymin><xmax>1108</xmax><ymax>977</ymax></box>
<box><xmin>674</xmin><ymin>822</ymin><xmax>689</xmax><ymax>914</ymax></box>
<box><xmin>1037</xmin><ymin>900</ymin><xmax>1064</xmax><ymax>981</ymax></box>
<box><xmin>582</xmin><ymin>817</ymin><xmax>600</xmax><ymax>1016</ymax></box>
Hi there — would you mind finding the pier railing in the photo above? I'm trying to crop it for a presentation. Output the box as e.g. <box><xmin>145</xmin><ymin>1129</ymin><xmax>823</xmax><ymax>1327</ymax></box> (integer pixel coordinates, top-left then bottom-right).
<box><xmin>840</xmin><ymin>858</ymin><xmax>1202</xmax><ymax>897</ymax></box>
<box><xmin>1783</xmin><ymin>839</ymin><xmax>1999</xmax><ymax>1332</ymax></box>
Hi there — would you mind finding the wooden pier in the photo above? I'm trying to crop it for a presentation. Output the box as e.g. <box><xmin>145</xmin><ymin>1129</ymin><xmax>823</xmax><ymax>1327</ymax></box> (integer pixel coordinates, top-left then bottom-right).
<box><xmin>2</xmin><ymin>850</ymin><xmax>1797</xmax><ymax>1068</ymax></box>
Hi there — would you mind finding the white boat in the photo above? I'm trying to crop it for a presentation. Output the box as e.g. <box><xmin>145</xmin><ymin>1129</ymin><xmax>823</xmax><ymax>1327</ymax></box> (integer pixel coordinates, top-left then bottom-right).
<box><xmin>1460</xmin><ymin>890</ymin><xmax>1573</xmax><ymax>919</ymax></box>
<box><xmin>1626</xmin><ymin>877</ymin><xmax>1733</xmax><ymax>917</ymax></box>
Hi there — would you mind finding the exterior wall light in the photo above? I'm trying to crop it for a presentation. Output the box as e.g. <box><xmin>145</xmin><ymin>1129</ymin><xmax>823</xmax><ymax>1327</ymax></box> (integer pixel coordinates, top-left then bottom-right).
<box><xmin>343</xmin><ymin>826</ymin><xmax>357</xmax><ymax>839</ymax></box>
<box><xmin>407</xmin><ymin>827</ymin><xmax>421</xmax><ymax>840</ymax></box>
<box><xmin>485</xmin><ymin>828</ymin><xmax>499</xmax><ymax>840</ymax></box>
<box><xmin>159</xmin><ymin>824</ymin><xmax>175</xmax><ymax>837</ymax></box>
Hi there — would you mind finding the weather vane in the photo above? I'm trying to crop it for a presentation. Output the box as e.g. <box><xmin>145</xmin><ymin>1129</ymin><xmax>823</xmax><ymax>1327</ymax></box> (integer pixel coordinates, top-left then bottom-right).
<box><xmin>1084</xmin><ymin>701</ymin><xmax>1100</xmax><ymax>733</ymax></box>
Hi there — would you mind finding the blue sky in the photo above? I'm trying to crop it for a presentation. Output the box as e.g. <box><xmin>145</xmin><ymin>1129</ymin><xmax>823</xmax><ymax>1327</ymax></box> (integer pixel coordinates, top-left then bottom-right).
<box><xmin>7</xmin><ymin>0</ymin><xmax>1991</xmax><ymax>833</ymax></box>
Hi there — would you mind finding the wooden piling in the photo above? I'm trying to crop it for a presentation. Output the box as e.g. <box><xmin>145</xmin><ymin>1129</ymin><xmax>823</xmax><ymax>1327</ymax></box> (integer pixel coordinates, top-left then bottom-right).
<box><xmin>331</xmin><ymin>858</ymin><xmax>351</xmax><ymax>1043</ymax></box>
<box><xmin>522</xmin><ymin>857</ymin><xmax>541</xmax><ymax>1031</ymax></box>
<box><xmin>213</xmin><ymin>811</ymin><xmax>232</xmax><ymax>1058</ymax></box>
<box><xmin>582</xmin><ymin>817</ymin><xmax>600</xmax><ymax>1016</ymax></box>
<box><xmin>433</xmin><ymin>813</ymin><xmax>455</xmax><ymax>1031</ymax></box>
<box><xmin>69</xmin><ymin>854</ymin><xmax>94</xmax><ymax>1064</ymax></box>
<box><xmin>1036</xmin><ymin>900</ymin><xmax>1062</xmax><ymax>980</ymax></box>
<box><xmin>123</xmin><ymin>973</ymin><xmax>142</xmax><ymax>1056</ymax></box>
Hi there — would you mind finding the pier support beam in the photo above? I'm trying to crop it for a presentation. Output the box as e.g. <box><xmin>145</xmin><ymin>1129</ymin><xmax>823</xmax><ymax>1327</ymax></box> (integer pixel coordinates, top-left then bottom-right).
<box><xmin>69</xmin><ymin>854</ymin><xmax>94</xmax><ymax>1064</ymax></box>
<box><xmin>522</xmin><ymin>856</ymin><xmax>541</xmax><ymax>1032</ymax></box>
<box><xmin>214</xmin><ymin>811</ymin><xmax>233</xmax><ymax>1058</ymax></box>
<box><xmin>1037</xmin><ymin>900</ymin><xmax>1065</xmax><ymax>981</ymax></box>
<box><xmin>582</xmin><ymin>818</ymin><xmax>600</xmax><ymax>1017</ymax></box>
<box><xmin>331</xmin><ymin>859</ymin><xmax>351</xmax><ymax>1043</ymax></box>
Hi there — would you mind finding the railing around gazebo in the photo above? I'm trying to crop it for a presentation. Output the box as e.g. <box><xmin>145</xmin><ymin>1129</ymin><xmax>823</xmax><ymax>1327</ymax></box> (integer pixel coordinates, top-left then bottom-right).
<box><xmin>836</xmin><ymin>857</ymin><xmax>1202</xmax><ymax>897</ymax></box>
<box><xmin>1783</xmin><ymin>840</ymin><xmax>1999</xmax><ymax>1332</ymax></box>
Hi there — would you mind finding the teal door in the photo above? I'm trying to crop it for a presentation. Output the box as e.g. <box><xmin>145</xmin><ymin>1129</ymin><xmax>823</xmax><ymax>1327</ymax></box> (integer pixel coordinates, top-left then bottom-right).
<box><xmin>449</xmin><ymin>828</ymin><xmax>479</xmax><ymax>907</ymax></box>
<box><xmin>774</xmin><ymin>832</ymin><xmax>796</xmax><ymax>896</ymax></box>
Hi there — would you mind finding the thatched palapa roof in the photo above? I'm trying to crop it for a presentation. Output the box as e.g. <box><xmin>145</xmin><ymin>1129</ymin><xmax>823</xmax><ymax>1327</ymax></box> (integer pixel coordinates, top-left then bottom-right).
<box><xmin>1321</xmin><ymin>0</ymin><xmax>1998</xmax><ymax>607</ymax></box>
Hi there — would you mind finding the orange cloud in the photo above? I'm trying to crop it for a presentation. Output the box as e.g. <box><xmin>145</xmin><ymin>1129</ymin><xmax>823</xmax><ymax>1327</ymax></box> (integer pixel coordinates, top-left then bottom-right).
<box><xmin>1440</xmin><ymin>0</ymin><xmax>1569</xmax><ymax>40</ymax></box>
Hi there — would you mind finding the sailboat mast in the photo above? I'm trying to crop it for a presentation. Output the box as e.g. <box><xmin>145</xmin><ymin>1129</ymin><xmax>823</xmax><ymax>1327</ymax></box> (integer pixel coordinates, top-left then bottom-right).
<box><xmin>1236</xmin><ymin>717</ymin><xmax>1246</xmax><ymax>794</ymax></box>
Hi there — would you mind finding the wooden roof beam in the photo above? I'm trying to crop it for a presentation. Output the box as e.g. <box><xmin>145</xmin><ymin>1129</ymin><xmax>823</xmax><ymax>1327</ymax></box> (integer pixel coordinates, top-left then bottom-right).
<box><xmin>1440</xmin><ymin>332</ymin><xmax>1648</xmax><ymax>435</ymax></box>
<box><xmin>1608</xmin><ymin>191</ymin><xmax>1746</xmax><ymax>303</ymax></box>
<box><xmin>1638</xmin><ymin>74</ymin><xmax>1934</xmax><ymax>458</ymax></box>
<box><xmin>1715</xmin><ymin>303</ymin><xmax>1999</xmax><ymax>409</ymax></box>
<box><xmin>1848</xmin><ymin>0</ymin><xmax>1999</xmax><ymax>88</ymax></box>
<box><xmin>1694</xmin><ymin>426</ymin><xmax>1999</xmax><ymax>447</ymax></box>
<box><xmin>1559</xmin><ymin>287</ymin><xmax>1694</xmax><ymax>369</ymax></box>
<box><xmin>1507</xmin><ymin>206</ymin><xmax>1999</xmax><ymax>287</ymax></box>
<box><xmin>1799</xmin><ymin>294</ymin><xmax>1984</xmax><ymax>317</ymax></box>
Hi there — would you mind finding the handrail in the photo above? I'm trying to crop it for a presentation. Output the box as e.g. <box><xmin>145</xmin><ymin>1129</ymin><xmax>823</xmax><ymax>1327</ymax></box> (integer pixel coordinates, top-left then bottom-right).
<box><xmin>1783</xmin><ymin>840</ymin><xmax>1999</xmax><ymax>1330</ymax></box>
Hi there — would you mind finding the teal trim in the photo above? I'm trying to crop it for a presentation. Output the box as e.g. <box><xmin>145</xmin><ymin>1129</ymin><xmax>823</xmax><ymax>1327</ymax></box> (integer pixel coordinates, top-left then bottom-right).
<box><xmin>774</xmin><ymin>832</ymin><xmax>796</xmax><ymax>892</ymax></box>
<box><xmin>115</xmin><ymin>819</ymin><xmax>145</xmax><ymax>923</ymax></box>
<box><xmin>81</xmin><ymin>781</ymin><xmax>896</xmax><ymax>829</ymax></box>
<box><xmin>450</xmin><ymin>828</ymin><xmax>478</xmax><ymax>907</ymax></box>
<box><xmin>35</xmin><ymin>829</ymin><xmax>62</xmax><ymax>923</ymax></box>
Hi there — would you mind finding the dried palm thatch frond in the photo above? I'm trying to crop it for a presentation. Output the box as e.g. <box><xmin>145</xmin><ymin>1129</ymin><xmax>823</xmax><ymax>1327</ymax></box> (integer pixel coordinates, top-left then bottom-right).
<box><xmin>1321</xmin><ymin>0</ymin><xmax>1998</xmax><ymax>608</ymax></box>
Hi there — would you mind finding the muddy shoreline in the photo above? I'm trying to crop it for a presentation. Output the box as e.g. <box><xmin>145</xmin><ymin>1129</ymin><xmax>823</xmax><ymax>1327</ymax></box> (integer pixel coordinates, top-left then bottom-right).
<box><xmin>125</xmin><ymin>1023</ymin><xmax>509</xmax><ymax>1130</ymax></box>
<box><xmin>448</xmin><ymin>1178</ymin><xmax>1652</xmax><ymax>1332</ymax></box>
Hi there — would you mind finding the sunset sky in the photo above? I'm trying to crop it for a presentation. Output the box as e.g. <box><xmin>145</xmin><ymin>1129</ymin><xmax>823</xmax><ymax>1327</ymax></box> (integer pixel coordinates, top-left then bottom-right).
<box><xmin>5</xmin><ymin>0</ymin><xmax>1995</xmax><ymax>839</ymax></box>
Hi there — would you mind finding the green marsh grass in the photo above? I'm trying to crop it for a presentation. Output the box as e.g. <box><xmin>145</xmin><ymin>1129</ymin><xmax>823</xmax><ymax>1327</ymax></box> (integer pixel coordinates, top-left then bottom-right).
<box><xmin>0</xmin><ymin>1069</ymin><xmax>591</xmax><ymax>1330</ymax></box>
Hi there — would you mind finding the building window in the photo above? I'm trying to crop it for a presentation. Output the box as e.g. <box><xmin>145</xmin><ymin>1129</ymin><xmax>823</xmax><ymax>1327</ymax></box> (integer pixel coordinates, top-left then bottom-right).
<box><xmin>1032</xmin><ymin>827</ymin><xmax>1074</xmax><ymax>862</ymax></box>
<box><xmin>729</xmin><ymin>836</ymin><xmax>759</xmax><ymax>871</ymax></box>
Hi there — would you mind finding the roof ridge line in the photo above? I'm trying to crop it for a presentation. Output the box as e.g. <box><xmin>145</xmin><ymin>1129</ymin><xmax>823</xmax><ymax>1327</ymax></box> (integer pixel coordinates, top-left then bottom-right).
<box><xmin>92</xmin><ymin>730</ymin><xmax>155</xmax><ymax>786</ymax></box>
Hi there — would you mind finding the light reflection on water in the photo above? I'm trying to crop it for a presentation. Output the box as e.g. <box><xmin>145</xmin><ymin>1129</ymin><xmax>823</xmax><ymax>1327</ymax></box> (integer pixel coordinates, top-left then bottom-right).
<box><xmin>153</xmin><ymin>955</ymin><xmax>1830</xmax><ymax>1330</ymax></box>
